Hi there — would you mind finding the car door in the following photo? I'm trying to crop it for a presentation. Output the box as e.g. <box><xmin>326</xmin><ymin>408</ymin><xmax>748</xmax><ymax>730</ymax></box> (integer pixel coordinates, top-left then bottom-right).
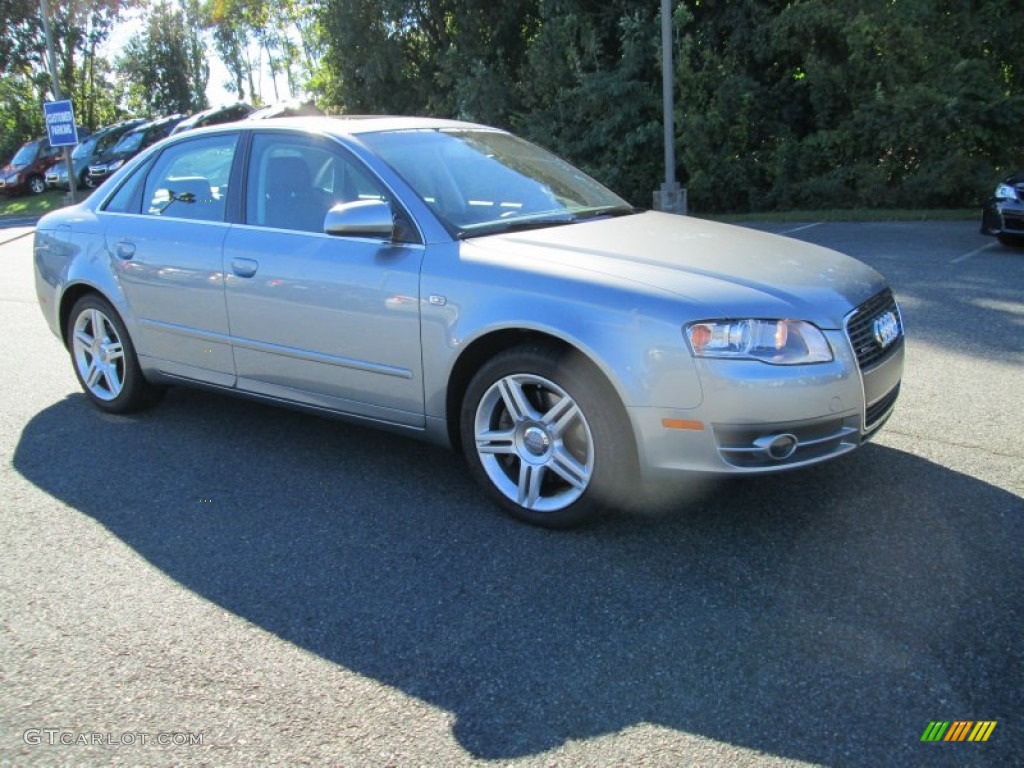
<box><xmin>102</xmin><ymin>132</ymin><xmax>239</xmax><ymax>387</ymax></box>
<box><xmin>222</xmin><ymin>131</ymin><xmax>426</xmax><ymax>427</ymax></box>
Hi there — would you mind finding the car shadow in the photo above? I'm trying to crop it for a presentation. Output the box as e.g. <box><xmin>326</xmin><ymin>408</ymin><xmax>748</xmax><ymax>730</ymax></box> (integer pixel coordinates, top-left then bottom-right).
<box><xmin>12</xmin><ymin>388</ymin><xmax>1022</xmax><ymax>765</ymax></box>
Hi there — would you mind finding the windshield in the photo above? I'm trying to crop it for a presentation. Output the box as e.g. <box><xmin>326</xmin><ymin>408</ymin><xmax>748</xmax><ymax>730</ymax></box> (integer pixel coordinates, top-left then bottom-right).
<box><xmin>10</xmin><ymin>142</ymin><xmax>40</xmax><ymax>166</ymax></box>
<box><xmin>72</xmin><ymin>137</ymin><xmax>97</xmax><ymax>159</ymax></box>
<box><xmin>360</xmin><ymin>129</ymin><xmax>632</xmax><ymax>237</ymax></box>
<box><xmin>111</xmin><ymin>130</ymin><xmax>145</xmax><ymax>155</ymax></box>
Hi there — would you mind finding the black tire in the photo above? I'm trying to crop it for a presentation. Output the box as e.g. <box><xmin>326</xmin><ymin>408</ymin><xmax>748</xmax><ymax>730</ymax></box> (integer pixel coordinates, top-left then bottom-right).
<box><xmin>460</xmin><ymin>343</ymin><xmax>637</xmax><ymax>528</ymax></box>
<box><xmin>28</xmin><ymin>175</ymin><xmax>46</xmax><ymax>195</ymax></box>
<box><xmin>66</xmin><ymin>294</ymin><xmax>162</xmax><ymax>413</ymax></box>
<box><xmin>83</xmin><ymin>173</ymin><xmax>97</xmax><ymax>189</ymax></box>
<box><xmin>997</xmin><ymin>233</ymin><xmax>1024</xmax><ymax>248</ymax></box>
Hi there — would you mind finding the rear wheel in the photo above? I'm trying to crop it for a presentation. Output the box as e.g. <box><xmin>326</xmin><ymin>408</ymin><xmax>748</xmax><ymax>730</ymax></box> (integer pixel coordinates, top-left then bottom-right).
<box><xmin>460</xmin><ymin>343</ymin><xmax>636</xmax><ymax>528</ymax></box>
<box><xmin>67</xmin><ymin>294</ymin><xmax>162</xmax><ymax>413</ymax></box>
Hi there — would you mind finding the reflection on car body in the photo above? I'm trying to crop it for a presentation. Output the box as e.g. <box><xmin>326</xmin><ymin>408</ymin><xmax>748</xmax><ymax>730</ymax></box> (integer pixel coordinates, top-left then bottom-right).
<box><xmin>34</xmin><ymin>116</ymin><xmax>905</xmax><ymax>527</ymax></box>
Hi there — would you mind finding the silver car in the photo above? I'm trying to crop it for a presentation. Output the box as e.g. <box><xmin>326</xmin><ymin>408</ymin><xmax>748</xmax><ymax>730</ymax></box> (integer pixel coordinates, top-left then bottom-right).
<box><xmin>34</xmin><ymin>117</ymin><xmax>904</xmax><ymax>527</ymax></box>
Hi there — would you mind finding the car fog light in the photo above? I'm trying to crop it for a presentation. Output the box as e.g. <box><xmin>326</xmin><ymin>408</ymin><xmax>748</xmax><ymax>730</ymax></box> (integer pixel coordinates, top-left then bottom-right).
<box><xmin>754</xmin><ymin>433</ymin><xmax>798</xmax><ymax>460</ymax></box>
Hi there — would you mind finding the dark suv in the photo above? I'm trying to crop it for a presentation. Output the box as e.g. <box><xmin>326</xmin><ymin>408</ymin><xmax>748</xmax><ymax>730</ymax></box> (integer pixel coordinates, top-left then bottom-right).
<box><xmin>170</xmin><ymin>102</ymin><xmax>253</xmax><ymax>135</ymax></box>
<box><xmin>1</xmin><ymin>133</ymin><xmax>88</xmax><ymax>196</ymax></box>
<box><xmin>88</xmin><ymin>114</ymin><xmax>185</xmax><ymax>185</ymax></box>
<box><xmin>46</xmin><ymin>118</ymin><xmax>147</xmax><ymax>191</ymax></box>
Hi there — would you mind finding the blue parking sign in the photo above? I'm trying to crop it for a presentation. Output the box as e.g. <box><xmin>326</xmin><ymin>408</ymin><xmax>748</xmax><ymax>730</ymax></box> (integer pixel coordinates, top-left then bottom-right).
<box><xmin>44</xmin><ymin>100</ymin><xmax>79</xmax><ymax>147</ymax></box>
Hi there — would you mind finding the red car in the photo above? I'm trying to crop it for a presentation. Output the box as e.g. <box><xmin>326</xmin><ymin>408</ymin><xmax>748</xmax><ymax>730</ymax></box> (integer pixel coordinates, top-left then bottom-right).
<box><xmin>0</xmin><ymin>131</ymin><xmax>88</xmax><ymax>196</ymax></box>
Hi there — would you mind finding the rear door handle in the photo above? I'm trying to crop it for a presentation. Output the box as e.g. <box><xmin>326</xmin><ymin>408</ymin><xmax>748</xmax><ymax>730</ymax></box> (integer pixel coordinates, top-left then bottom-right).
<box><xmin>115</xmin><ymin>240</ymin><xmax>136</xmax><ymax>260</ymax></box>
<box><xmin>231</xmin><ymin>258</ymin><xmax>259</xmax><ymax>278</ymax></box>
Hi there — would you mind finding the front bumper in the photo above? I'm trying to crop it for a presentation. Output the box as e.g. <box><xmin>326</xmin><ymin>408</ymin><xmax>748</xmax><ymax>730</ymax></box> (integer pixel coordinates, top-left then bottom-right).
<box><xmin>45</xmin><ymin>172</ymin><xmax>67</xmax><ymax>190</ymax></box>
<box><xmin>981</xmin><ymin>198</ymin><xmax>1024</xmax><ymax>238</ymax></box>
<box><xmin>630</xmin><ymin>290</ymin><xmax>905</xmax><ymax>476</ymax></box>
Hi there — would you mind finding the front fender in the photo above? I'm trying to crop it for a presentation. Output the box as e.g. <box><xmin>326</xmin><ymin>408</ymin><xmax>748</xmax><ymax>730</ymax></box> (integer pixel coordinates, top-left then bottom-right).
<box><xmin>419</xmin><ymin>242</ymin><xmax>704</xmax><ymax>420</ymax></box>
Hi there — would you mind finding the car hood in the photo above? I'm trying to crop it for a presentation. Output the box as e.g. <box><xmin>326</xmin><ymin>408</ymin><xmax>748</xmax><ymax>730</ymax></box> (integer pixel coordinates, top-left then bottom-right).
<box><xmin>462</xmin><ymin>212</ymin><xmax>886</xmax><ymax>328</ymax></box>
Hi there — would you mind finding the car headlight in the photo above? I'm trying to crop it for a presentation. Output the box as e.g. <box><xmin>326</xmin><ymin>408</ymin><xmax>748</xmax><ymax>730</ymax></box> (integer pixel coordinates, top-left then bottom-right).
<box><xmin>108</xmin><ymin>159</ymin><xmax>125</xmax><ymax>171</ymax></box>
<box><xmin>995</xmin><ymin>183</ymin><xmax>1018</xmax><ymax>201</ymax></box>
<box><xmin>685</xmin><ymin>319</ymin><xmax>833</xmax><ymax>364</ymax></box>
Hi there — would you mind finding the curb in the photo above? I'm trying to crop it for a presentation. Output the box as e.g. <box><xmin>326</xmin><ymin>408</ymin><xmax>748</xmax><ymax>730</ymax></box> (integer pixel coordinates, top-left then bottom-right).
<box><xmin>0</xmin><ymin>215</ymin><xmax>40</xmax><ymax>228</ymax></box>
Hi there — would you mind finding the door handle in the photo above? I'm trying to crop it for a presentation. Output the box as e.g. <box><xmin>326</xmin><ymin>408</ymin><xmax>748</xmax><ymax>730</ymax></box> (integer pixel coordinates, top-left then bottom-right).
<box><xmin>115</xmin><ymin>240</ymin><xmax>136</xmax><ymax>260</ymax></box>
<box><xmin>231</xmin><ymin>258</ymin><xmax>259</xmax><ymax>278</ymax></box>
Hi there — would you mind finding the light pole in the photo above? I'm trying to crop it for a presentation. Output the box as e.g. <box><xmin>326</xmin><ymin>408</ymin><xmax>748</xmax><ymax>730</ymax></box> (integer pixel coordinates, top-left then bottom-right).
<box><xmin>654</xmin><ymin>0</ymin><xmax>686</xmax><ymax>214</ymax></box>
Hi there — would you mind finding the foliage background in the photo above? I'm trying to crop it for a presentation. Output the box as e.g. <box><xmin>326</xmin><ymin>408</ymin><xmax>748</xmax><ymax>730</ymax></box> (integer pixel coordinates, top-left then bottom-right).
<box><xmin>2</xmin><ymin>0</ymin><xmax>1022</xmax><ymax>212</ymax></box>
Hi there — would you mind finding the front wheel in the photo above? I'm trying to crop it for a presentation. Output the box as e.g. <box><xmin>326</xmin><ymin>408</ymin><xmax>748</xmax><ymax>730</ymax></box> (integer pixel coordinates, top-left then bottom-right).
<box><xmin>28</xmin><ymin>175</ymin><xmax>46</xmax><ymax>195</ymax></box>
<box><xmin>997</xmin><ymin>233</ymin><xmax>1024</xmax><ymax>248</ymax></box>
<box><xmin>67</xmin><ymin>294</ymin><xmax>162</xmax><ymax>413</ymax></box>
<box><xmin>460</xmin><ymin>343</ymin><xmax>636</xmax><ymax>528</ymax></box>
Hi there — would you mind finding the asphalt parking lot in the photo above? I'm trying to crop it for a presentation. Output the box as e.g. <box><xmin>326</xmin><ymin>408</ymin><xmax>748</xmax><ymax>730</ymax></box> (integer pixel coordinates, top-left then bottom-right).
<box><xmin>1</xmin><ymin>217</ymin><xmax>1021</xmax><ymax>767</ymax></box>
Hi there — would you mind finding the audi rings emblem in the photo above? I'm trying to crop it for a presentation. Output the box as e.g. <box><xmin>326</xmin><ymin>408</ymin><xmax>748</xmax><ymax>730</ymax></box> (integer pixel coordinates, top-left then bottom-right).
<box><xmin>873</xmin><ymin>311</ymin><xmax>900</xmax><ymax>349</ymax></box>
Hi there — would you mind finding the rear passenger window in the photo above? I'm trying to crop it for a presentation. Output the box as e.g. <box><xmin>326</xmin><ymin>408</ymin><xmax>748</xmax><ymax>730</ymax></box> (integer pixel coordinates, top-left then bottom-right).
<box><xmin>142</xmin><ymin>134</ymin><xmax>238</xmax><ymax>222</ymax></box>
<box><xmin>102</xmin><ymin>159</ymin><xmax>151</xmax><ymax>214</ymax></box>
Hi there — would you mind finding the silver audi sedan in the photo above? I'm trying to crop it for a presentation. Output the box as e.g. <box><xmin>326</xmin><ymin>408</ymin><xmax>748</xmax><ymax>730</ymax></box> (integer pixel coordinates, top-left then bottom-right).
<box><xmin>34</xmin><ymin>117</ymin><xmax>904</xmax><ymax>527</ymax></box>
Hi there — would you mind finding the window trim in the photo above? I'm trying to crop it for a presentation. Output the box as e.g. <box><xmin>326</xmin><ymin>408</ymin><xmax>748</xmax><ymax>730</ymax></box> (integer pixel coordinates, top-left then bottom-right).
<box><xmin>99</xmin><ymin>131</ymin><xmax>243</xmax><ymax>221</ymax></box>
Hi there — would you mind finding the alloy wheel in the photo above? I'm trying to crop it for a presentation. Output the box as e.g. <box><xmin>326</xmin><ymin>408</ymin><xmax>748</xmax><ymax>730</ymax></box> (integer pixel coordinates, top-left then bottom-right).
<box><xmin>473</xmin><ymin>373</ymin><xmax>595</xmax><ymax>512</ymax></box>
<box><xmin>72</xmin><ymin>307</ymin><xmax>126</xmax><ymax>401</ymax></box>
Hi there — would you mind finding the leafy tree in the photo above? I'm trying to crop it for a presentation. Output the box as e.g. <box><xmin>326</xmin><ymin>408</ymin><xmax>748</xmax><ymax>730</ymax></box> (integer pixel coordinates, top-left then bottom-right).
<box><xmin>206</xmin><ymin>0</ymin><xmax>258</xmax><ymax>100</ymax></box>
<box><xmin>675</xmin><ymin>0</ymin><xmax>1024</xmax><ymax>211</ymax></box>
<box><xmin>0</xmin><ymin>0</ymin><xmax>129</xmax><ymax>160</ymax></box>
<box><xmin>204</xmin><ymin>0</ymin><xmax>319</xmax><ymax>105</ymax></box>
<box><xmin>6</xmin><ymin>0</ymin><xmax>1021</xmax><ymax>211</ymax></box>
<box><xmin>0</xmin><ymin>73</ymin><xmax>49</xmax><ymax>162</ymax></box>
<box><xmin>117</xmin><ymin>0</ymin><xmax>210</xmax><ymax>115</ymax></box>
<box><xmin>314</xmin><ymin>0</ymin><xmax>536</xmax><ymax>123</ymax></box>
<box><xmin>514</xmin><ymin>1</ymin><xmax>664</xmax><ymax>205</ymax></box>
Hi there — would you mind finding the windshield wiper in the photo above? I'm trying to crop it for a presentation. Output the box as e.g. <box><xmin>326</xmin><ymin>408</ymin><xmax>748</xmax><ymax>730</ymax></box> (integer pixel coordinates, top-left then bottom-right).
<box><xmin>568</xmin><ymin>205</ymin><xmax>638</xmax><ymax>221</ymax></box>
<box><xmin>458</xmin><ymin>215</ymin><xmax>577</xmax><ymax>239</ymax></box>
<box><xmin>457</xmin><ymin>206</ymin><xmax>638</xmax><ymax>239</ymax></box>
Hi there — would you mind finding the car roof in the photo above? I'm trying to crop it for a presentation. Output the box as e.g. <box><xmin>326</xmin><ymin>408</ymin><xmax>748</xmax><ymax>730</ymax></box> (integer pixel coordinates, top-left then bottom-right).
<box><xmin>90</xmin><ymin>118</ymin><xmax>147</xmax><ymax>140</ymax></box>
<box><xmin>180</xmin><ymin>102</ymin><xmax>252</xmax><ymax>125</ymax></box>
<box><xmin>187</xmin><ymin>115</ymin><xmax>496</xmax><ymax>138</ymax></box>
<box><xmin>125</xmin><ymin>114</ymin><xmax>186</xmax><ymax>136</ymax></box>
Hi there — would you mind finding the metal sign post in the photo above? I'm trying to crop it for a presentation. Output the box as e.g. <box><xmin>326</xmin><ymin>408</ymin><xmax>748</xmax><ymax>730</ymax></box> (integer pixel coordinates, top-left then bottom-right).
<box><xmin>40</xmin><ymin>0</ymin><xmax>80</xmax><ymax>203</ymax></box>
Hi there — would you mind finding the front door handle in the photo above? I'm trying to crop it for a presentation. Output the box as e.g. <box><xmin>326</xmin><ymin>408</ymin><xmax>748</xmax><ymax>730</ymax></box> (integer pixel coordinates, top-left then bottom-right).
<box><xmin>115</xmin><ymin>240</ymin><xmax>136</xmax><ymax>260</ymax></box>
<box><xmin>231</xmin><ymin>258</ymin><xmax>259</xmax><ymax>278</ymax></box>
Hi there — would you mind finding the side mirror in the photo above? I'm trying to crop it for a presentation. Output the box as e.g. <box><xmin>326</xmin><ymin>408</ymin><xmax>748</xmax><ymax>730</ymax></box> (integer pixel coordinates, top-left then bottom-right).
<box><xmin>324</xmin><ymin>199</ymin><xmax>395</xmax><ymax>239</ymax></box>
